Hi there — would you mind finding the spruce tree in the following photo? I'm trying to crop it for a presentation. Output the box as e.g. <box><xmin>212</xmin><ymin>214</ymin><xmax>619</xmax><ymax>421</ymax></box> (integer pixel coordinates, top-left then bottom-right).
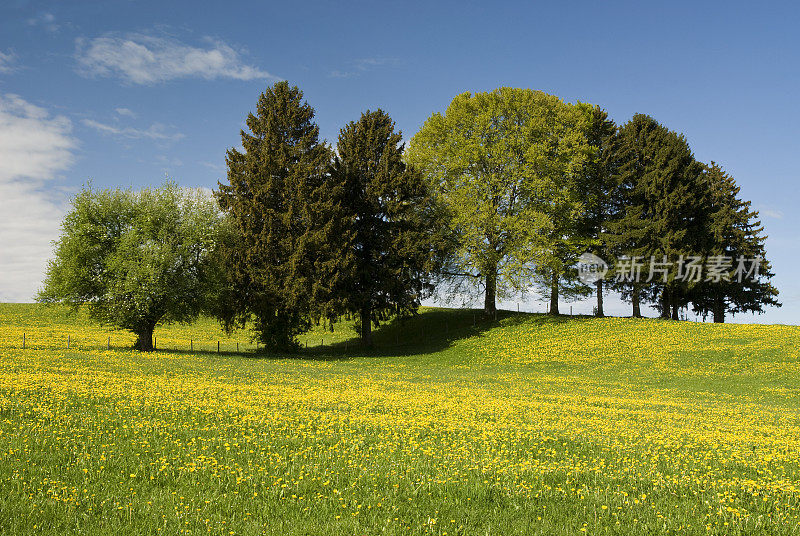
<box><xmin>576</xmin><ymin>106</ymin><xmax>617</xmax><ymax>317</ymax></box>
<box><xmin>329</xmin><ymin>110</ymin><xmax>442</xmax><ymax>346</ymax></box>
<box><xmin>691</xmin><ymin>162</ymin><xmax>780</xmax><ymax>322</ymax></box>
<box><xmin>604</xmin><ymin>114</ymin><xmax>705</xmax><ymax>318</ymax></box>
<box><xmin>214</xmin><ymin>81</ymin><xmax>334</xmax><ymax>350</ymax></box>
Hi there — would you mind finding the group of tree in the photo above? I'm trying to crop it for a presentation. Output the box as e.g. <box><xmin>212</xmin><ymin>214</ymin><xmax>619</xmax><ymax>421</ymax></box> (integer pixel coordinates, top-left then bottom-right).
<box><xmin>406</xmin><ymin>91</ymin><xmax>779</xmax><ymax>323</ymax></box>
<box><xmin>39</xmin><ymin>82</ymin><xmax>779</xmax><ymax>351</ymax></box>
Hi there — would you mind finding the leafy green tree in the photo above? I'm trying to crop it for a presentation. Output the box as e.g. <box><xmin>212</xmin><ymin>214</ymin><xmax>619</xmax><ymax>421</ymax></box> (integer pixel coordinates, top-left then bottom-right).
<box><xmin>38</xmin><ymin>183</ymin><xmax>220</xmax><ymax>351</ymax></box>
<box><xmin>406</xmin><ymin>88</ymin><xmax>591</xmax><ymax>314</ymax></box>
<box><xmin>214</xmin><ymin>81</ymin><xmax>334</xmax><ymax>350</ymax></box>
<box><xmin>329</xmin><ymin>110</ymin><xmax>444</xmax><ymax>346</ymax></box>
<box><xmin>690</xmin><ymin>162</ymin><xmax>780</xmax><ymax>322</ymax></box>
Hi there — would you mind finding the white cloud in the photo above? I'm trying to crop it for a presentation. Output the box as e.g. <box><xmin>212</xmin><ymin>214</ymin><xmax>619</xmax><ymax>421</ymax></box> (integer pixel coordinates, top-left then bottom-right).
<box><xmin>0</xmin><ymin>94</ymin><xmax>76</xmax><ymax>302</ymax></box>
<box><xmin>329</xmin><ymin>56</ymin><xmax>402</xmax><ymax>78</ymax></box>
<box><xmin>756</xmin><ymin>205</ymin><xmax>783</xmax><ymax>220</ymax></box>
<box><xmin>82</xmin><ymin>118</ymin><xmax>184</xmax><ymax>142</ymax></box>
<box><xmin>27</xmin><ymin>12</ymin><xmax>59</xmax><ymax>33</ymax></box>
<box><xmin>114</xmin><ymin>107</ymin><xmax>136</xmax><ymax>118</ymax></box>
<box><xmin>75</xmin><ymin>34</ymin><xmax>275</xmax><ymax>84</ymax></box>
<box><xmin>0</xmin><ymin>50</ymin><xmax>16</xmax><ymax>73</ymax></box>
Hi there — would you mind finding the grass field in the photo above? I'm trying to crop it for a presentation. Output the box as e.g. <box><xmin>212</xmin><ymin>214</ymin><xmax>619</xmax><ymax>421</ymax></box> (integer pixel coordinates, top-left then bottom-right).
<box><xmin>1</xmin><ymin>303</ymin><xmax>800</xmax><ymax>535</ymax></box>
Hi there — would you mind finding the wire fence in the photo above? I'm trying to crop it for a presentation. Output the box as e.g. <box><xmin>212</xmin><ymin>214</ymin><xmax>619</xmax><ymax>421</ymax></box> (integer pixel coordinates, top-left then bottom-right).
<box><xmin>3</xmin><ymin>307</ymin><xmax>563</xmax><ymax>354</ymax></box>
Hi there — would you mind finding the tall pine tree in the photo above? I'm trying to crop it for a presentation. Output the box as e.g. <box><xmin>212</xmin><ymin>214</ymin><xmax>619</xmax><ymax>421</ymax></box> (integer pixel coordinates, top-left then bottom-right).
<box><xmin>329</xmin><ymin>110</ymin><xmax>442</xmax><ymax>346</ymax></box>
<box><xmin>691</xmin><ymin>162</ymin><xmax>780</xmax><ymax>322</ymax></box>
<box><xmin>576</xmin><ymin>105</ymin><xmax>617</xmax><ymax>317</ymax></box>
<box><xmin>604</xmin><ymin>114</ymin><xmax>705</xmax><ymax>318</ymax></box>
<box><xmin>214</xmin><ymin>81</ymin><xmax>334</xmax><ymax>350</ymax></box>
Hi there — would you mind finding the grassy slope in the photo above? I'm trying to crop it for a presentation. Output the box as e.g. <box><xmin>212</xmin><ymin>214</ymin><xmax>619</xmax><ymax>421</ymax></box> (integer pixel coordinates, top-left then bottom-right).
<box><xmin>1</xmin><ymin>304</ymin><xmax>799</xmax><ymax>535</ymax></box>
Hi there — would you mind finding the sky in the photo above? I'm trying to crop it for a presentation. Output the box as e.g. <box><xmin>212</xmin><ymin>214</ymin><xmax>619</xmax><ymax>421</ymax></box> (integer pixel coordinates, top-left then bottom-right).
<box><xmin>0</xmin><ymin>0</ymin><xmax>798</xmax><ymax>324</ymax></box>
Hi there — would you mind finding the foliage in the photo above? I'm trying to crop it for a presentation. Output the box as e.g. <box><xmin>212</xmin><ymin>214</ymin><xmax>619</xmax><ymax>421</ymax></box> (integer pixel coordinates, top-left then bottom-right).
<box><xmin>214</xmin><ymin>81</ymin><xmax>334</xmax><ymax>350</ymax></box>
<box><xmin>328</xmin><ymin>109</ymin><xmax>445</xmax><ymax>345</ymax></box>
<box><xmin>603</xmin><ymin>114</ymin><xmax>706</xmax><ymax>317</ymax></box>
<box><xmin>691</xmin><ymin>162</ymin><xmax>781</xmax><ymax>321</ymax></box>
<box><xmin>406</xmin><ymin>88</ymin><xmax>592</xmax><ymax>313</ymax></box>
<box><xmin>37</xmin><ymin>183</ymin><xmax>220</xmax><ymax>351</ymax></box>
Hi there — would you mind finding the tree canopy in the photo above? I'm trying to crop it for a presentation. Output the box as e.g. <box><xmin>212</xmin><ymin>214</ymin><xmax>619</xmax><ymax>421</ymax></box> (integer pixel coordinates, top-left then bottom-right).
<box><xmin>406</xmin><ymin>88</ymin><xmax>592</xmax><ymax>314</ymax></box>
<box><xmin>214</xmin><ymin>81</ymin><xmax>335</xmax><ymax>350</ymax></box>
<box><xmin>38</xmin><ymin>183</ymin><xmax>220</xmax><ymax>350</ymax></box>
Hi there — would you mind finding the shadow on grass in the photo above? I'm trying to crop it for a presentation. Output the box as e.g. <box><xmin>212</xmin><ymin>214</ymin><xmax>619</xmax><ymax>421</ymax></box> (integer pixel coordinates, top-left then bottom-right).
<box><xmin>204</xmin><ymin>308</ymin><xmax>597</xmax><ymax>362</ymax></box>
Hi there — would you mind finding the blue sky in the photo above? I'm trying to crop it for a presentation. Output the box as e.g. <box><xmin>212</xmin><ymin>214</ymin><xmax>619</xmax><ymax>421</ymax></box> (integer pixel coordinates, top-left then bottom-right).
<box><xmin>1</xmin><ymin>0</ymin><xmax>797</xmax><ymax>324</ymax></box>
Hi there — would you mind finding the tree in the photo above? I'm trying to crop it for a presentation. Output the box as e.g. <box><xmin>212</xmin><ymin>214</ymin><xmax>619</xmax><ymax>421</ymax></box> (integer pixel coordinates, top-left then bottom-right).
<box><xmin>690</xmin><ymin>162</ymin><xmax>780</xmax><ymax>322</ymax></box>
<box><xmin>329</xmin><ymin>110</ymin><xmax>444</xmax><ymax>346</ymax></box>
<box><xmin>603</xmin><ymin>114</ymin><xmax>705</xmax><ymax>318</ymax></box>
<box><xmin>214</xmin><ymin>81</ymin><xmax>334</xmax><ymax>350</ymax></box>
<box><xmin>577</xmin><ymin>106</ymin><xmax>618</xmax><ymax>317</ymax></box>
<box><xmin>38</xmin><ymin>183</ymin><xmax>220</xmax><ymax>351</ymax></box>
<box><xmin>406</xmin><ymin>88</ymin><xmax>591</xmax><ymax>314</ymax></box>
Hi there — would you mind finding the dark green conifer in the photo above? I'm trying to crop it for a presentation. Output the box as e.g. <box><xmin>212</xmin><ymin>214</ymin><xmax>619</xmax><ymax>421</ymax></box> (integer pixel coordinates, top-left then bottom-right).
<box><xmin>214</xmin><ymin>81</ymin><xmax>334</xmax><ymax>350</ymax></box>
<box><xmin>691</xmin><ymin>162</ymin><xmax>780</xmax><ymax>322</ymax></box>
<box><xmin>329</xmin><ymin>110</ymin><xmax>443</xmax><ymax>346</ymax></box>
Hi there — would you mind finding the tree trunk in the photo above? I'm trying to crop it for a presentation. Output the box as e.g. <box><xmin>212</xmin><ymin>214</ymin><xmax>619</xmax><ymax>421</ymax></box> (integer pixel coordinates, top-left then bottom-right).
<box><xmin>660</xmin><ymin>287</ymin><xmax>671</xmax><ymax>319</ymax></box>
<box><xmin>632</xmin><ymin>285</ymin><xmax>641</xmax><ymax>318</ymax></box>
<box><xmin>484</xmin><ymin>271</ymin><xmax>497</xmax><ymax>314</ymax></box>
<box><xmin>135</xmin><ymin>324</ymin><xmax>155</xmax><ymax>352</ymax></box>
<box><xmin>549</xmin><ymin>272</ymin><xmax>560</xmax><ymax>316</ymax></box>
<box><xmin>671</xmin><ymin>292</ymin><xmax>679</xmax><ymax>320</ymax></box>
<box><xmin>713</xmin><ymin>297</ymin><xmax>725</xmax><ymax>323</ymax></box>
<box><xmin>595</xmin><ymin>280</ymin><xmax>604</xmax><ymax>317</ymax></box>
<box><xmin>360</xmin><ymin>304</ymin><xmax>373</xmax><ymax>347</ymax></box>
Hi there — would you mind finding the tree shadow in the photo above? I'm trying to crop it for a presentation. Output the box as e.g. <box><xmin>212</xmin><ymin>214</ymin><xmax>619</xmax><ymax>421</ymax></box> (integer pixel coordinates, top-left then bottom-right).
<box><xmin>147</xmin><ymin>308</ymin><xmax>601</xmax><ymax>362</ymax></box>
<box><xmin>290</xmin><ymin>308</ymin><xmax>594</xmax><ymax>361</ymax></box>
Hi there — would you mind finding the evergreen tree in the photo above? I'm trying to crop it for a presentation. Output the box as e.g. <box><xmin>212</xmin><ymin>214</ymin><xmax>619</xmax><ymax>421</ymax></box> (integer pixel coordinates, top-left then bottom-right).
<box><xmin>691</xmin><ymin>162</ymin><xmax>780</xmax><ymax>322</ymax></box>
<box><xmin>329</xmin><ymin>110</ymin><xmax>443</xmax><ymax>346</ymax></box>
<box><xmin>603</xmin><ymin>114</ymin><xmax>705</xmax><ymax>318</ymax></box>
<box><xmin>575</xmin><ymin>105</ymin><xmax>617</xmax><ymax>317</ymax></box>
<box><xmin>214</xmin><ymin>81</ymin><xmax>334</xmax><ymax>350</ymax></box>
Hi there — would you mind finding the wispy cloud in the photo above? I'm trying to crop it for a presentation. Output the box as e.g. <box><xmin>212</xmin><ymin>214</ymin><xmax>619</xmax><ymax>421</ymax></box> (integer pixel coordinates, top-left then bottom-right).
<box><xmin>329</xmin><ymin>57</ymin><xmax>402</xmax><ymax>78</ymax></box>
<box><xmin>82</xmin><ymin>118</ymin><xmax>184</xmax><ymax>142</ymax></box>
<box><xmin>114</xmin><ymin>107</ymin><xmax>136</xmax><ymax>118</ymax></box>
<box><xmin>201</xmin><ymin>161</ymin><xmax>225</xmax><ymax>173</ymax></box>
<box><xmin>0</xmin><ymin>94</ymin><xmax>76</xmax><ymax>302</ymax></box>
<box><xmin>27</xmin><ymin>12</ymin><xmax>59</xmax><ymax>33</ymax></box>
<box><xmin>75</xmin><ymin>33</ymin><xmax>276</xmax><ymax>85</ymax></box>
<box><xmin>0</xmin><ymin>50</ymin><xmax>16</xmax><ymax>74</ymax></box>
<box><xmin>755</xmin><ymin>205</ymin><xmax>783</xmax><ymax>220</ymax></box>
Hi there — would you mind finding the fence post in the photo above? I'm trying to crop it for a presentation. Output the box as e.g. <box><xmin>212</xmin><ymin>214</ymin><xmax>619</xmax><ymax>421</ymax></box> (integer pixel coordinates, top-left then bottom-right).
<box><xmin>217</xmin><ymin>341</ymin><xmax>220</xmax><ymax>353</ymax></box>
<box><xmin>190</xmin><ymin>339</ymin><xmax>193</xmax><ymax>351</ymax></box>
<box><xmin>22</xmin><ymin>333</ymin><xmax>25</xmax><ymax>349</ymax></box>
<box><xmin>236</xmin><ymin>342</ymin><xmax>239</xmax><ymax>352</ymax></box>
<box><xmin>67</xmin><ymin>335</ymin><xmax>70</xmax><ymax>349</ymax></box>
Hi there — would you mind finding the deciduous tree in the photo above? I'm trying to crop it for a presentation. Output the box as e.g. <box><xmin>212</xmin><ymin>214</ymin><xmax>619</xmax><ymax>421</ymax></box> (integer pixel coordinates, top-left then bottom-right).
<box><xmin>38</xmin><ymin>183</ymin><xmax>220</xmax><ymax>351</ymax></box>
<box><xmin>406</xmin><ymin>88</ymin><xmax>591</xmax><ymax>314</ymax></box>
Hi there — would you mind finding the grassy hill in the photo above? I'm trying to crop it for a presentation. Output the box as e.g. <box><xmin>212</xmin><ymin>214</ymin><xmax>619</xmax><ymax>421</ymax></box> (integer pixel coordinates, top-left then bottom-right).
<box><xmin>1</xmin><ymin>304</ymin><xmax>799</xmax><ymax>535</ymax></box>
